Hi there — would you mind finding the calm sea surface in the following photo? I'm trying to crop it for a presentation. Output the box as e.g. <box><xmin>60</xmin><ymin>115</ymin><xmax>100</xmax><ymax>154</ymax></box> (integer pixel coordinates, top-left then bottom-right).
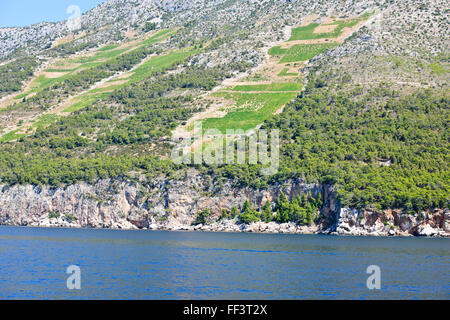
<box><xmin>0</xmin><ymin>226</ymin><xmax>448</xmax><ymax>299</ymax></box>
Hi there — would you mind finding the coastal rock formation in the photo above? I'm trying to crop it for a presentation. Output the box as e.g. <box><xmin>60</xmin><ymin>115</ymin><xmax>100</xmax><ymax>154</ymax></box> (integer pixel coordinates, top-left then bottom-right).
<box><xmin>0</xmin><ymin>170</ymin><xmax>325</xmax><ymax>230</ymax></box>
<box><xmin>0</xmin><ymin>170</ymin><xmax>448</xmax><ymax>237</ymax></box>
<box><xmin>333</xmin><ymin>207</ymin><xmax>449</xmax><ymax>237</ymax></box>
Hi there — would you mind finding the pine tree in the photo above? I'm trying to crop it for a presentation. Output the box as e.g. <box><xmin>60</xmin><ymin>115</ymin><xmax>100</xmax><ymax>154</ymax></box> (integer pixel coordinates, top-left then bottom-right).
<box><xmin>230</xmin><ymin>206</ymin><xmax>238</xmax><ymax>218</ymax></box>
<box><xmin>300</xmin><ymin>193</ymin><xmax>307</xmax><ymax>208</ymax></box>
<box><xmin>242</xmin><ymin>200</ymin><xmax>251</xmax><ymax>214</ymax></box>
<box><xmin>221</xmin><ymin>209</ymin><xmax>228</xmax><ymax>220</ymax></box>
<box><xmin>262</xmin><ymin>201</ymin><xmax>272</xmax><ymax>222</ymax></box>
<box><xmin>291</xmin><ymin>198</ymin><xmax>302</xmax><ymax>223</ymax></box>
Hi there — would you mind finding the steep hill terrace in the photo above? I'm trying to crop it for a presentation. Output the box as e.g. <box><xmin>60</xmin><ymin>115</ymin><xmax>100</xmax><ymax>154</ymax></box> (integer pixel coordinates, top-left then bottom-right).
<box><xmin>173</xmin><ymin>12</ymin><xmax>373</xmax><ymax>145</ymax></box>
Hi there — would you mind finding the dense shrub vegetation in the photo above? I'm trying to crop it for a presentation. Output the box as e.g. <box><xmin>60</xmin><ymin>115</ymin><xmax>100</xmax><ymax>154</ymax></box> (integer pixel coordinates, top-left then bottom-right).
<box><xmin>0</xmin><ymin>63</ymin><xmax>231</xmax><ymax>186</ymax></box>
<box><xmin>192</xmin><ymin>209</ymin><xmax>211</xmax><ymax>225</ymax></box>
<box><xmin>0</xmin><ymin>57</ymin><xmax>38</xmax><ymax>96</ymax></box>
<box><xmin>49</xmin><ymin>41</ymin><xmax>97</xmax><ymax>57</ymax></box>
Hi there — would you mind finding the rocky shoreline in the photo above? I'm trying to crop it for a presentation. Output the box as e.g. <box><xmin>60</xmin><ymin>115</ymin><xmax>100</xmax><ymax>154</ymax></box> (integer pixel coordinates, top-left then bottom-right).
<box><xmin>11</xmin><ymin>208</ymin><xmax>447</xmax><ymax>238</ymax></box>
<box><xmin>3</xmin><ymin>215</ymin><xmax>448</xmax><ymax>238</ymax></box>
<box><xmin>0</xmin><ymin>171</ymin><xmax>448</xmax><ymax>238</ymax></box>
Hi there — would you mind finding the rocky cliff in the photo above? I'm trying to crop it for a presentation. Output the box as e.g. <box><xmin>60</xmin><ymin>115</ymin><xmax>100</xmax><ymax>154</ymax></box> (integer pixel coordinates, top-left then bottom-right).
<box><xmin>334</xmin><ymin>207</ymin><xmax>449</xmax><ymax>237</ymax></box>
<box><xmin>0</xmin><ymin>169</ymin><xmax>448</xmax><ymax>237</ymax></box>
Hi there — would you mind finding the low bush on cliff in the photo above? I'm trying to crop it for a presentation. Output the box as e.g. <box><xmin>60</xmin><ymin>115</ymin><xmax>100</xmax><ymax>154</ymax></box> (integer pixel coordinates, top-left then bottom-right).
<box><xmin>192</xmin><ymin>209</ymin><xmax>211</xmax><ymax>225</ymax></box>
<box><xmin>238</xmin><ymin>200</ymin><xmax>261</xmax><ymax>224</ymax></box>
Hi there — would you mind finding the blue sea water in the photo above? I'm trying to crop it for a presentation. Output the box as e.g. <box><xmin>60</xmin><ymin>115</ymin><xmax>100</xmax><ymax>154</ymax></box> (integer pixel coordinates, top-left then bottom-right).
<box><xmin>0</xmin><ymin>226</ymin><xmax>448</xmax><ymax>299</ymax></box>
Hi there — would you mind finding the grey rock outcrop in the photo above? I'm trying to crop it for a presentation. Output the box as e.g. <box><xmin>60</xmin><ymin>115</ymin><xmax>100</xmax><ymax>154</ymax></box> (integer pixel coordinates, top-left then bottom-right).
<box><xmin>332</xmin><ymin>207</ymin><xmax>449</xmax><ymax>237</ymax></box>
<box><xmin>0</xmin><ymin>169</ymin><xmax>326</xmax><ymax>231</ymax></box>
<box><xmin>0</xmin><ymin>169</ymin><xmax>448</xmax><ymax>237</ymax></box>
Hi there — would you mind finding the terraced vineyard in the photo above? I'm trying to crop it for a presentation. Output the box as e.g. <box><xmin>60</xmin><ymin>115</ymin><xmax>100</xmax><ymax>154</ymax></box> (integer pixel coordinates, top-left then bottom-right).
<box><xmin>15</xmin><ymin>30</ymin><xmax>173</xmax><ymax>101</ymax></box>
<box><xmin>1</xmin><ymin>13</ymin><xmax>373</xmax><ymax>144</ymax></box>
<box><xmin>174</xmin><ymin>13</ymin><xmax>372</xmax><ymax>142</ymax></box>
<box><xmin>60</xmin><ymin>46</ymin><xmax>201</xmax><ymax>113</ymax></box>
<box><xmin>288</xmin><ymin>12</ymin><xmax>373</xmax><ymax>41</ymax></box>
<box><xmin>0</xmin><ymin>29</ymin><xmax>197</xmax><ymax>142</ymax></box>
<box><xmin>202</xmin><ymin>92</ymin><xmax>298</xmax><ymax>132</ymax></box>
<box><xmin>279</xmin><ymin>43</ymin><xmax>339</xmax><ymax>63</ymax></box>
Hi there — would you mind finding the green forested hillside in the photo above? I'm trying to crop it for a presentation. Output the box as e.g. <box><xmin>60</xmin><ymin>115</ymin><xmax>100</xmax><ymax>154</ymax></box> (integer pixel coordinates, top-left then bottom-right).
<box><xmin>1</xmin><ymin>77</ymin><xmax>447</xmax><ymax>214</ymax></box>
<box><xmin>211</xmin><ymin>83</ymin><xmax>449</xmax><ymax>213</ymax></box>
<box><xmin>0</xmin><ymin>62</ymin><xmax>232</xmax><ymax>185</ymax></box>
